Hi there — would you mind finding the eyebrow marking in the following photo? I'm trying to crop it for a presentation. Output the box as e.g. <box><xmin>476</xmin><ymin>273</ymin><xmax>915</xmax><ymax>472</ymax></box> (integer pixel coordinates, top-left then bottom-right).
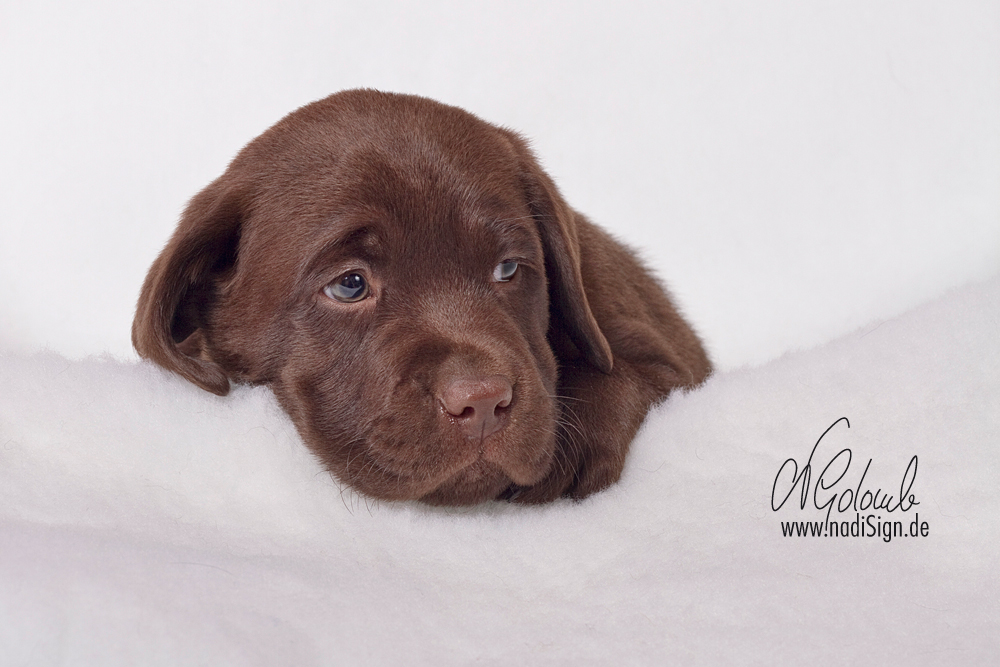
<box><xmin>305</xmin><ymin>223</ymin><xmax>387</xmax><ymax>275</ymax></box>
<box><xmin>492</xmin><ymin>214</ymin><xmax>537</xmax><ymax>224</ymax></box>
<box><xmin>482</xmin><ymin>214</ymin><xmax>538</xmax><ymax>245</ymax></box>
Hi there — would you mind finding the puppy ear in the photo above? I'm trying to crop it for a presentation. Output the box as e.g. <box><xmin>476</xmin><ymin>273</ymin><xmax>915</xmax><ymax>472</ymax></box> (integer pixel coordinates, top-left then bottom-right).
<box><xmin>512</xmin><ymin>137</ymin><xmax>614</xmax><ymax>374</ymax></box>
<box><xmin>132</xmin><ymin>178</ymin><xmax>244</xmax><ymax>396</ymax></box>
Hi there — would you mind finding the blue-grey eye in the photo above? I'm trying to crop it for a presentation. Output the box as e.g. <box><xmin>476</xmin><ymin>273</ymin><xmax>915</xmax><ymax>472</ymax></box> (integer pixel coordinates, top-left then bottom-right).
<box><xmin>493</xmin><ymin>260</ymin><xmax>518</xmax><ymax>282</ymax></box>
<box><xmin>324</xmin><ymin>272</ymin><xmax>369</xmax><ymax>302</ymax></box>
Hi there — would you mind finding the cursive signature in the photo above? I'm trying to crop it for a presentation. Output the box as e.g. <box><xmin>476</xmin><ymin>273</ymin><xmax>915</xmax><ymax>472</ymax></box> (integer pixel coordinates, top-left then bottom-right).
<box><xmin>771</xmin><ymin>417</ymin><xmax>919</xmax><ymax>523</ymax></box>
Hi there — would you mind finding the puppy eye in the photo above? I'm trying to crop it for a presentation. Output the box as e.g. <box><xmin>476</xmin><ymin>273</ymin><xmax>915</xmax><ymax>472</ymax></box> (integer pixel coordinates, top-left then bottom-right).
<box><xmin>492</xmin><ymin>260</ymin><xmax>518</xmax><ymax>282</ymax></box>
<box><xmin>324</xmin><ymin>272</ymin><xmax>369</xmax><ymax>302</ymax></box>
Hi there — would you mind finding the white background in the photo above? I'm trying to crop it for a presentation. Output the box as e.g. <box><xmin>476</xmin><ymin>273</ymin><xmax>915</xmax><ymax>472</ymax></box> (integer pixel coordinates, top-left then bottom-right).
<box><xmin>2</xmin><ymin>3</ymin><xmax>999</xmax><ymax>663</ymax></box>
<box><xmin>2</xmin><ymin>1</ymin><xmax>997</xmax><ymax>369</ymax></box>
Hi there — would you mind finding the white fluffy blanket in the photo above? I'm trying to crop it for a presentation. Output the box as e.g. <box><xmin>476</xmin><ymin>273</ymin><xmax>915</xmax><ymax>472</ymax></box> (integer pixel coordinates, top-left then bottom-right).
<box><xmin>2</xmin><ymin>275</ymin><xmax>997</xmax><ymax>665</ymax></box>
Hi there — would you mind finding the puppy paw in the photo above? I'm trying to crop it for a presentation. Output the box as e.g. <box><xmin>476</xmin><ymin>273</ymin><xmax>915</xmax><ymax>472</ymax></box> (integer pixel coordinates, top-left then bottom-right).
<box><xmin>503</xmin><ymin>437</ymin><xmax>626</xmax><ymax>504</ymax></box>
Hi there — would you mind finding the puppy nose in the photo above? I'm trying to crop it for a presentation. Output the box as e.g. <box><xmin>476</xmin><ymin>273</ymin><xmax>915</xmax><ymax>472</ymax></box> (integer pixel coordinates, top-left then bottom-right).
<box><xmin>439</xmin><ymin>375</ymin><xmax>513</xmax><ymax>439</ymax></box>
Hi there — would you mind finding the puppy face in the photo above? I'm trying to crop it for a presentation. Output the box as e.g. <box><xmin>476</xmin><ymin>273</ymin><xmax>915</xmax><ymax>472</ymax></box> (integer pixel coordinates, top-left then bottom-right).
<box><xmin>252</xmin><ymin>138</ymin><xmax>559</xmax><ymax>503</ymax></box>
<box><xmin>134</xmin><ymin>91</ymin><xmax>615</xmax><ymax>505</ymax></box>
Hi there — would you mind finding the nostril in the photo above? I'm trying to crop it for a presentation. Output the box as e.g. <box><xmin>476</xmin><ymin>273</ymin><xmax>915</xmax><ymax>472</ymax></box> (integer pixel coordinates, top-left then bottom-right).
<box><xmin>440</xmin><ymin>376</ymin><xmax>512</xmax><ymax>416</ymax></box>
<box><xmin>438</xmin><ymin>375</ymin><xmax>514</xmax><ymax>439</ymax></box>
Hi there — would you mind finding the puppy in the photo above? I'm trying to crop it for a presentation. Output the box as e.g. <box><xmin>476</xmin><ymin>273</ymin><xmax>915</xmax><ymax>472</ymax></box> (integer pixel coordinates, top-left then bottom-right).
<box><xmin>133</xmin><ymin>90</ymin><xmax>711</xmax><ymax>505</ymax></box>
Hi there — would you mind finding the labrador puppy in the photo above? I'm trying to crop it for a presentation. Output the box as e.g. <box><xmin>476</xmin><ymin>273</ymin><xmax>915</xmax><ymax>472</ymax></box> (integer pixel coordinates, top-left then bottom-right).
<box><xmin>133</xmin><ymin>90</ymin><xmax>711</xmax><ymax>505</ymax></box>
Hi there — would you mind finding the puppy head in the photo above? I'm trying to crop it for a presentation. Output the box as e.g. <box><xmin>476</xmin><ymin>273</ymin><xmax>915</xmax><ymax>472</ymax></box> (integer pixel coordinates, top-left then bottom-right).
<box><xmin>133</xmin><ymin>90</ymin><xmax>611</xmax><ymax>504</ymax></box>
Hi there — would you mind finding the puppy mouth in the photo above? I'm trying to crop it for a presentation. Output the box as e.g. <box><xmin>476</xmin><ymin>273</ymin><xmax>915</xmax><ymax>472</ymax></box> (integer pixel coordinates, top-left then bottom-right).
<box><xmin>351</xmin><ymin>428</ymin><xmax>553</xmax><ymax>504</ymax></box>
<box><xmin>350</xmin><ymin>373</ymin><xmax>555</xmax><ymax>499</ymax></box>
<box><xmin>418</xmin><ymin>457</ymin><xmax>512</xmax><ymax>506</ymax></box>
<box><xmin>348</xmin><ymin>449</ymin><xmax>504</xmax><ymax>504</ymax></box>
<box><xmin>285</xmin><ymin>342</ymin><xmax>559</xmax><ymax>504</ymax></box>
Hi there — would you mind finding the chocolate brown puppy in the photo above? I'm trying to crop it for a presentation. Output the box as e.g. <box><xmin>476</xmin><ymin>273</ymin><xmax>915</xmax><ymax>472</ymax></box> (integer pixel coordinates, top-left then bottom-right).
<box><xmin>133</xmin><ymin>90</ymin><xmax>711</xmax><ymax>505</ymax></box>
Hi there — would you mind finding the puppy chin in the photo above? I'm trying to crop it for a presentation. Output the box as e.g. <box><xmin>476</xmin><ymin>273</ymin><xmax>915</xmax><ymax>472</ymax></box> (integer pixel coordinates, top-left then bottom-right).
<box><xmin>481</xmin><ymin>434</ymin><xmax>556</xmax><ymax>488</ymax></box>
<box><xmin>334</xmin><ymin>396</ymin><xmax>557</xmax><ymax>504</ymax></box>
<box><xmin>418</xmin><ymin>443</ymin><xmax>556</xmax><ymax>506</ymax></box>
<box><xmin>347</xmin><ymin>444</ymin><xmax>546</xmax><ymax>506</ymax></box>
<box><xmin>418</xmin><ymin>459</ymin><xmax>514</xmax><ymax>506</ymax></box>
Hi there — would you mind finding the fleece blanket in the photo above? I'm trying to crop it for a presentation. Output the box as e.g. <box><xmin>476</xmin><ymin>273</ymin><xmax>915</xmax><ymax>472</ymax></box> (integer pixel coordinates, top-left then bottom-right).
<box><xmin>1</xmin><ymin>273</ymin><xmax>997</xmax><ymax>665</ymax></box>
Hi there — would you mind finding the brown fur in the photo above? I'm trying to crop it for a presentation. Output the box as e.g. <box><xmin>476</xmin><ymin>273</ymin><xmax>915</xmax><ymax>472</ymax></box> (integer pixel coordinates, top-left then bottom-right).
<box><xmin>133</xmin><ymin>90</ymin><xmax>711</xmax><ymax>505</ymax></box>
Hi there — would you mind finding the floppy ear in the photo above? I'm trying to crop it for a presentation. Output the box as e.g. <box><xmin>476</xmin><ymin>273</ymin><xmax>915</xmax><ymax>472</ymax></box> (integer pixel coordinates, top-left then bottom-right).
<box><xmin>511</xmin><ymin>137</ymin><xmax>614</xmax><ymax>374</ymax></box>
<box><xmin>132</xmin><ymin>178</ymin><xmax>244</xmax><ymax>396</ymax></box>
